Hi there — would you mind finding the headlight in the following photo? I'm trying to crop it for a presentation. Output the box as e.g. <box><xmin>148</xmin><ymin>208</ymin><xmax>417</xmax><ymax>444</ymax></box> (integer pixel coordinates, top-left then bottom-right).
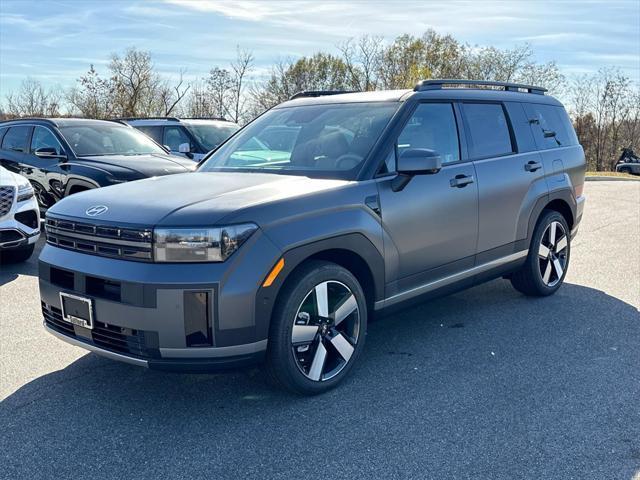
<box><xmin>154</xmin><ymin>223</ymin><xmax>258</xmax><ymax>262</ymax></box>
<box><xmin>17</xmin><ymin>181</ymin><xmax>34</xmax><ymax>202</ymax></box>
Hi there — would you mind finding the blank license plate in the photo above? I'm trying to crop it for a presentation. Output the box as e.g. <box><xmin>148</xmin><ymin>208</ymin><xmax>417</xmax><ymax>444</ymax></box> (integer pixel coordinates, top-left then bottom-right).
<box><xmin>60</xmin><ymin>292</ymin><xmax>94</xmax><ymax>329</ymax></box>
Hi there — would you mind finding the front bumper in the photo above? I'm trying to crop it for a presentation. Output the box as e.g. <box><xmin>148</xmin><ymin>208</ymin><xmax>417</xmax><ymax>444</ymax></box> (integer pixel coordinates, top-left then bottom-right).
<box><xmin>39</xmin><ymin>229</ymin><xmax>282</xmax><ymax>371</ymax></box>
<box><xmin>0</xmin><ymin>197</ymin><xmax>40</xmax><ymax>249</ymax></box>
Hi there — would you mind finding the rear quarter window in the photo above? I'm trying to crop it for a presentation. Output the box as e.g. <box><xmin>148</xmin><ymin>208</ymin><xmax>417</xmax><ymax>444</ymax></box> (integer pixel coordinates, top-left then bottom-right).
<box><xmin>462</xmin><ymin>103</ymin><xmax>514</xmax><ymax>159</ymax></box>
<box><xmin>1</xmin><ymin>126</ymin><xmax>31</xmax><ymax>153</ymax></box>
<box><xmin>524</xmin><ymin>103</ymin><xmax>578</xmax><ymax>150</ymax></box>
<box><xmin>135</xmin><ymin>125</ymin><xmax>163</xmax><ymax>144</ymax></box>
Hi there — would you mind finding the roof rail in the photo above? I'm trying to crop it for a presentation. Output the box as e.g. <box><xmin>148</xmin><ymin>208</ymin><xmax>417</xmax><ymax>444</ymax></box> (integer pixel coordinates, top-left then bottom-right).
<box><xmin>181</xmin><ymin>117</ymin><xmax>230</xmax><ymax>122</ymax></box>
<box><xmin>117</xmin><ymin>116</ymin><xmax>181</xmax><ymax>122</ymax></box>
<box><xmin>414</xmin><ymin>79</ymin><xmax>547</xmax><ymax>95</ymax></box>
<box><xmin>289</xmin><ymin>90</ymin><xmax>359</xmax><ymax>100</ymax></box>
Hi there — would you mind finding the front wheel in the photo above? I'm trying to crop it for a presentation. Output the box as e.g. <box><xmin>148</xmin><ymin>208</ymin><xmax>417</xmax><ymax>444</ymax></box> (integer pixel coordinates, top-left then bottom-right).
<box><xmin>510</xmin><ymin>210</ymin><xmax>570</xmax><ymax>296</ymax></box>
<box><xmin>266</xmin><ymin>261</ymin><xmax>367</xmax><ymax>395</ymax></box>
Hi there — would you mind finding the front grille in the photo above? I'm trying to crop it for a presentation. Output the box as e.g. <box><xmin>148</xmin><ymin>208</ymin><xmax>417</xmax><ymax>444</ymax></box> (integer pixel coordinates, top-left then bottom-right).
<box><xmin>45</xmin><ymin>217</ymin><xmax>153</xmax><ymax>262</ymax></box>
<box><xmin>42</xmin><ymin>302</ymin><xmax>160</xmax><ymax>359</ymax></box>
<box><xmin>0</xmin><ymin>186</ymin><xmax>15</xmax><ymax>217</ymax></box>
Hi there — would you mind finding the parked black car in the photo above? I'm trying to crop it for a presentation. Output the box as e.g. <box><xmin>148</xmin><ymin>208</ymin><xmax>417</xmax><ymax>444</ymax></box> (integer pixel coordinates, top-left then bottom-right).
<box><xmin>0</xmin><ymin>118</ymin><xmax>194</xmax><ymax>209</ymax></box>
<box><xmin>615</xmin><ymin>147</ymin><xmax>640</xmax><ymax>175</ymax></box>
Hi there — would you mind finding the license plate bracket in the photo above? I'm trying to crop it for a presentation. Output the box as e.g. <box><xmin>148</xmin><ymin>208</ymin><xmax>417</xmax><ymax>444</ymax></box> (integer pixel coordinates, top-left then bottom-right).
<box><xmin>60</xmin><ymin>292</ymin><xmax>94</xmax><ymax>330</ymax></box>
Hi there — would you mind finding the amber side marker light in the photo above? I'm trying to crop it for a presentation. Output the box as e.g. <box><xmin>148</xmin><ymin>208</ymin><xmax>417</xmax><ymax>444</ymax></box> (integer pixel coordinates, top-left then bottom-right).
<box><xmin>263</xmin><ymin>258</ymin><xmax>285</xmax><ymax>287</ymax></box>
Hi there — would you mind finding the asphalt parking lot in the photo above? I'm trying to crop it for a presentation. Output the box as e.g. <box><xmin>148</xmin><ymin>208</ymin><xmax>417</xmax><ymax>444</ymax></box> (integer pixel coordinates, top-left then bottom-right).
<box><xmin>1</xmin><ymin>181</ymin><xmax>639</xmax><ymax>480</ymax></box>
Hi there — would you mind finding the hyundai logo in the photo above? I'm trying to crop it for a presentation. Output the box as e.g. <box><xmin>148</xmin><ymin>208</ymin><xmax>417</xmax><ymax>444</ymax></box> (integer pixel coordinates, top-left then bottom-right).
<box><xmin>85</xmin><ymin>205</ymin><xmax>108</xmax><ymax>217</ymax></box>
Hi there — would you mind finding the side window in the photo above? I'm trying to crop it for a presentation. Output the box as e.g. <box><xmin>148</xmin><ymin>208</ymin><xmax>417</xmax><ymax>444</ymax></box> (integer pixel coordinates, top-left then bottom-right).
<box><xmin>397</xmin><ymin>103</ymin><xmax>460</xmax><ymax>165</ymax></box>
<box><xmin>1</xmin><ymin>126</ymin><xmax>31</xmax><ymax>153</ymax></box>
<box><xmin>463</xmin><ymin>103</ymin><xmax>513</xmax><ymax>158</ymax></box>
<box><xmin>31</xmin><ymin>126</ymin><xmax>64</xmax><ymax>155</ymax></box>
<box><xmin>0</xmin><ymin>127</ymin><xmax>8</xmax><ymax>144</ymax></box>
<box><xmin>136</xmin><ymin>126</ymin><xmax>163</xmax><ymax>144</ymax></box>
<box><xmin>163</xmin><ymin>126</ymin><xmax>191</xmax><ymax>151</ymax></box>
<box><xmin>525</xmin><ymin>103</ymin><xmax>578</xmax><ymax>150</ymax></box>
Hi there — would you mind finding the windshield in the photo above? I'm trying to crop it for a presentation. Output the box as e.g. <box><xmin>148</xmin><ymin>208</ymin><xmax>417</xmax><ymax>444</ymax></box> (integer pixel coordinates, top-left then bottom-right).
<box><xmin>186</xmin><ymin>123</ymin><xmax>239</xmax><ymax>152</ymax></box>
<box><xmin>199</xmin><ymin>102</ymin><xmax>399</xmax><ymax>180</ymax></box>
<box><xmin>60</xmin><ymin>124</ymin><xmax>167</xmax><ymax>157</ymax></box>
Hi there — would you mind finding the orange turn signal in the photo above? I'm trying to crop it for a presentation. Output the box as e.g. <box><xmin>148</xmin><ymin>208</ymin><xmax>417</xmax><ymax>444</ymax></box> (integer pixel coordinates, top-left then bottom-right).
<box><xmin>262</xmin><ymin>258</ymin><xmax>285</xmax><ymax>287</ymax></box>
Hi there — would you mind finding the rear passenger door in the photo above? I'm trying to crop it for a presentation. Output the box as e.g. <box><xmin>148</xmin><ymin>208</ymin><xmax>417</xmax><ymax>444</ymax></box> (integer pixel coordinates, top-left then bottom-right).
<box><xmin>523</xmin><ymin>103</ymin><xmax>584</xmax><ymax>195</ymax></box>
<box><xmin>377</xmin><ymin>102</ymin><xmax>479</xmax><ymax>294</ymax></box>
<box><xmin>0</xmin><ymin>125</ymin><xmax>33</xmax><ymax>176</ymax></box>
<box><xmin>462</xmin><ymin>102</ymin><xmax>547</xmax><ymax>262</ymax></box>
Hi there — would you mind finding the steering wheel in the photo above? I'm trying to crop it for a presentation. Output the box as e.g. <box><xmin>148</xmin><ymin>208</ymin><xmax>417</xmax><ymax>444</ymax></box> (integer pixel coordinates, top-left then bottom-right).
<box><xmin>335</xmin><ymin>154</ymin><xmax>364</xmax><ymax>170</ymax></box>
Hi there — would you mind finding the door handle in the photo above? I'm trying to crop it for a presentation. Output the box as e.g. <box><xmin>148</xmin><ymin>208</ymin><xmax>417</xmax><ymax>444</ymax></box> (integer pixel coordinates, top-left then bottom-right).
<box><xmin>525</xmin><ymin>161</ymin><xmax>542</xmax><ymax>172</ymax></box>
<box><xmin>450</xmin><ymin>174</ymin><xmax>474</xmax><ymax>188</ymax></box>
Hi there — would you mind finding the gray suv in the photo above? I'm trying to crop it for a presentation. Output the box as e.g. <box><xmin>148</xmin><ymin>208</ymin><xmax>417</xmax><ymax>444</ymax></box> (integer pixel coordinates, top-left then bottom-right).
<box><xmin>39</xmin><ymin>80</ymin><xmax>586</xmax><ymax>394</ymax></box>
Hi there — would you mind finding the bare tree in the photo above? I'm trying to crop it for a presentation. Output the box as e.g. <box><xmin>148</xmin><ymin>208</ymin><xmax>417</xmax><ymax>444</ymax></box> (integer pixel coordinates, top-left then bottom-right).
<box><xmin>109</xmin><ymin>48</ymin><xmax>159</xmax><ymax>117</ymax></box>
<box><xmin>338</xmin><ymin>35</ymin><xmax>383</xmax><ymax>91</ymax></box>
<box><xmin>228</xmin><ymin>47</ymin><xmax>254</xmax><ymax>123</ymax></box>
<box><xmin>4</xmin><ymin>78</ymin><xmax>62</xmax><ymax>118</ymax></box>
<box><xmin>206</xmin><ymin>67</ymin><xmax>233</xmax><ymax>118</ymax></box>
<box><xmin>158</xmin><ymin>69</ymin><xmax>190</xmax><ymax>116</ymax></box>
<box><xmin>67</xmin><ymin>64</ymin><xmax>115</xmax><ymax>118</ymax></box>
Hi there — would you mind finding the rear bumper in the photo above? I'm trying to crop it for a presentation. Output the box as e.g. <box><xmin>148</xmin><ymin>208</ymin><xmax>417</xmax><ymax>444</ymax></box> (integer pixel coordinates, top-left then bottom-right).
<box><xmin>571</xmin><ymin>195</ymin><xmax>586</xmax><ymax>239</ymax></box>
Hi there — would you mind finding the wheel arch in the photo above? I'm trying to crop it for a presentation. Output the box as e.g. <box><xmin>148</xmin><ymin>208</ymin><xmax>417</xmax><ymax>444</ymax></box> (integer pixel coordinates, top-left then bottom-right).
<box><xmin>64</xmin><ymin>178</ymin><xmax>100</xmax><ymax>197</ymax></box>
<box><xmin>254</xmin><ymin>233</ymin><xmax>385</xmax><ymax>340</ymax></box>
<box><xmin>526</xmin><ymin>189</ymin><xmax>576</xmax><ymax>246</ymax></box>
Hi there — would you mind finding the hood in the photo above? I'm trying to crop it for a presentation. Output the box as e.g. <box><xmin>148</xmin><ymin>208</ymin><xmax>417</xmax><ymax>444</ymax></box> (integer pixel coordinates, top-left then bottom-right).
<box><xmin>48</xmin><ymin>171</ymin><xmax>350</xmax><ymax>226</ymax></box>
<box><xmin>74</xmin><ymin>153</ymin><xmax>194</xmax><ymax>178</ymax></box>
<box><xmin>0</xmin><ymin>165</ymin><xmax>24</xmax><ymax>187</ymax></box>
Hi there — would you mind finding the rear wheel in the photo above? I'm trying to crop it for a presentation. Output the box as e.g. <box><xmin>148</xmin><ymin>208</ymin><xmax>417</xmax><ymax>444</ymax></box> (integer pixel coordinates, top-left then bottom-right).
<box><xmin>266</xmin><ymin>261</ymin><xmax>367</xmax><ymax>395</ymax></box>
<box><xmin>510</xmin><ymin>210</ymin><xmax>570</xmax><ymax>296</ymax></box>
<box><xmin>0</xmin><ymin>244</ymin><xmax>35</xmax><ymax>264</ymax></box>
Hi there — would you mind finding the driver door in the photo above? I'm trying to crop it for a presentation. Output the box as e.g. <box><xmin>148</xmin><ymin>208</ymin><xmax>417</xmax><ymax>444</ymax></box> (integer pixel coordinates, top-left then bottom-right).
<box><xmin>377</xmin><ymin>102</ymin><xmax>479</xmax><ymax>295</ymax></box>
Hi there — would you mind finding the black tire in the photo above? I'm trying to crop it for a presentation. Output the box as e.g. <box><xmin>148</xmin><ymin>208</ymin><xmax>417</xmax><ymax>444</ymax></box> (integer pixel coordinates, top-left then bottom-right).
<box><xmin>266</xmin><ymin>260</ymin><xmax>367</xmax><ymax>395</ymax></box>
<box><xmin>0</xmin><ymin>244</ymin><xmax>35</xmax><ymax>264</ymax></box>
<box><xmin>619</xmin><ymin>167</ymin><xmax>632</xmax><ymax>174</ymax></box>
<box><xmin>510</xmin><ymin>210</ymin><xmax>570</xmax><ymax>296</ymax></box>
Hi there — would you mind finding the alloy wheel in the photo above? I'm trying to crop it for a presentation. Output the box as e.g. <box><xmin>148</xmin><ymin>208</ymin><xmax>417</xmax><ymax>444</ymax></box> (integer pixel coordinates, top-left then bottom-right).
<box><xmin>291</xmin><ymin>280</ymin><xmax>360</xmax><ymax>382</ymax></box>
<box><xmin>537</xmin><ymin>220</ymin><xmax>568</xmax><ymax>287</ymax></box>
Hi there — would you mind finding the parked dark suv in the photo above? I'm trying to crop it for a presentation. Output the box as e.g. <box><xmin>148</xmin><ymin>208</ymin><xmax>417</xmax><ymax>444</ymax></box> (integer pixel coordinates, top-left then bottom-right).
<box><xmin>0</xmin><ymin>118</ymin><xmax>194</xmax><ymax>210</ymax></box>
<box><xmin>121</xmin><ymin>117</ymin><xmax>240</xmax><ymax>161</ymax></box>
<box><xmin>38</xmin><ymin>80</ymin><xmax>586</xmax><ymax>394</ymax></box>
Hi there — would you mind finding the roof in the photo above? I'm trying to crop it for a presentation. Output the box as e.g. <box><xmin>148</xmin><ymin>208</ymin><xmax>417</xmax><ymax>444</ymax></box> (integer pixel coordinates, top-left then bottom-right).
<box><xmin>0</xmin><ymin>118</ymin><xmax>131</xmax><ymax>128</ymax></box>
<box><xmin>121</xmin><ymin>117</ymin><xmax>237</xmax><ymax>126</ymax></box>
<box><xmin>276</xmin><ymin>89</ymin><xmax>412</xmax><ymax>108</ymax></box>
<box><xmin>275</xmin><ymin>85</ymin><xmax>563</xmax><ymax>108</ymax></box>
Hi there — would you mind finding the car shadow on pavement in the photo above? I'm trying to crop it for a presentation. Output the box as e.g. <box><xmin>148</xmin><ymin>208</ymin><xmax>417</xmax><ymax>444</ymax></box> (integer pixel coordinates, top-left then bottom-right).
<box><xmin>0</xmin><ymin>239</ymin><xmax>42</xmax><ymax>286</ymax></box>
<box><xmin>1</xmin><ymin>280</ymin><xmax>639</xmax><ymax>479</ymax></box>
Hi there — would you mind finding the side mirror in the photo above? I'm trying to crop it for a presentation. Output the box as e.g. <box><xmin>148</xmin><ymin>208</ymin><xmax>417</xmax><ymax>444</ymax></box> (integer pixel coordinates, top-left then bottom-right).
<box><xmin>397</xmin><ymin>148</ymin><xmax>442</xmax><ymax>175</ymax></box>
<box><xmin>35</xmin><ymin>147</ymin><xmax>67</xmax><ymax>160</ymax></box>
<box><xmin>178</xmin><ymin>143</ymin><xmax>191</xmax><ymax>154</ymax></box>
<box><xmin>392</xmin><ymin>148</ymin><xmax>442</xmax><ymax>192</ymax></box>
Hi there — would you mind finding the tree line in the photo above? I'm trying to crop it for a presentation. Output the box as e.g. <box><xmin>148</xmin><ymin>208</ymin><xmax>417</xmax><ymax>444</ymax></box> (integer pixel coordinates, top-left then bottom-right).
<box><xmin>1</xmin><ymin>30</ymin><xmax>637</xmax><ymax>171</ymax></box>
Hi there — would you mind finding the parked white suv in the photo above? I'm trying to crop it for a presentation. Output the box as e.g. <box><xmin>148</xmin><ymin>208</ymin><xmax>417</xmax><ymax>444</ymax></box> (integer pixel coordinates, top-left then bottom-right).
<box><xmin>0</xmin><ymin>166</ymin><xmax>40</xmax><ymax>262</ymax></box>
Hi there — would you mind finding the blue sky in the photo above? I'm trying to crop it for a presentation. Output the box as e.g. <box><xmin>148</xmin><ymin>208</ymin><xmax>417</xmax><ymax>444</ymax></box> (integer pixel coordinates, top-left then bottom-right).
<box><xmin>0</xmin><ymin>0</ymin><xmax>638</xmax><ymax>97</ymax></box>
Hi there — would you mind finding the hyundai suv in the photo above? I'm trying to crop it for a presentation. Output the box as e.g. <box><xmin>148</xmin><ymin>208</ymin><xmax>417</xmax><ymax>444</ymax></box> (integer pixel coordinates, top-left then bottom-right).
<box><xmin>121</xmin><ymin>117</ymin><xmax>240</xmax><ymax>161</ymax></box>
<box><xmin>0</xmin><ymin>165</ymin><xmax>40</xmax><ymax>262</ymax></box>
<box><xmin>0</xmin><ymin>118</ymin><xmax>194</xmax><ymax>210</ymax></box>
<box><xmin>38</xmin><ymin>80</ymin><xmax>586</xmax><ymax>394</ymax></box>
